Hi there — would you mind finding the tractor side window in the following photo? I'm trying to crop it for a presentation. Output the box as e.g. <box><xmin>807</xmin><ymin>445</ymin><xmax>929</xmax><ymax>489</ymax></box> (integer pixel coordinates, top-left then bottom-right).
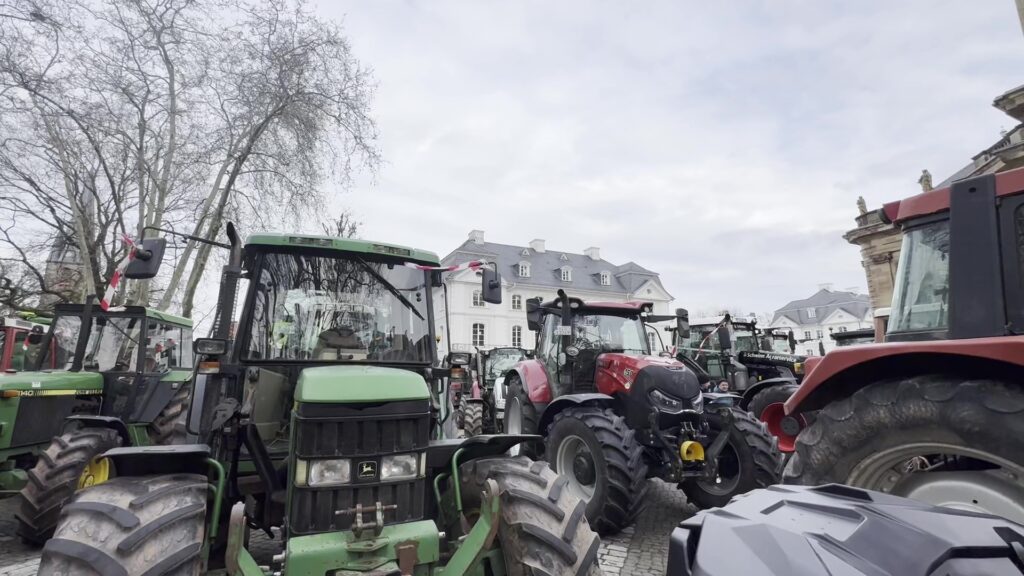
<box><xmin>538</xmin><ymin>313</ymin><xmax>559</xmax><ymax>363</ymax></box>
<box><xmin>147</xmin><ymin>322</ymin><xmax>194</xmax><ymax>370</ymax></box>
<box><xmin>889</xmin><ymin>221</ymin><xmax>950</xmax><ymax>333</ymax></box>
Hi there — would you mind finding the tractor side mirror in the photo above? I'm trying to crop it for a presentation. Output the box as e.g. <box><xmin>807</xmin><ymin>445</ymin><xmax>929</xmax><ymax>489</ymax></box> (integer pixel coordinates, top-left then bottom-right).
<box><xmin>481</xmin><ymin>268</ymin><xmax>502</xmax><ymax>304</ymax></box>
<box><xmin>525</xmin><ymin>298</ymin><xmax>542</xmax><ymax>332</ymax></box>
<box><xmin>123</xmin><ymin>238</ymin><xmax>167</xmax><ymax>279</ymax></box>
<box><xmin>675</xmin><ymin>308</ymin><xmax>690</xmax><ymax>339</ymax></box>
<box><xmin>717</xmin><ymin>324</ymin><xmax>732</xmax><ymax>352</ymax></box>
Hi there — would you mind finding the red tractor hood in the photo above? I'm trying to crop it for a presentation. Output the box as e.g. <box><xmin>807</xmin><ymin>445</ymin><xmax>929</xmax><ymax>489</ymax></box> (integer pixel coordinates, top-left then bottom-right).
<box><xmin>595</xmin><ymin>353</ymin><xmax>688</xmax><ymax>395</ymax></box>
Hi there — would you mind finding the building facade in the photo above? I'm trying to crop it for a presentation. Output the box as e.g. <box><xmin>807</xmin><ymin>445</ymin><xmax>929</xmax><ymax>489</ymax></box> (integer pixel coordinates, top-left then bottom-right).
<box><xmin>769</xmin><ymin>286</ymin><xmax>871</xmax><ymax>356</ymax></box>
<box><xmin>435</xmin><ymin>230</ymin><xmax>674</xmax><ymax>353</ymax></box>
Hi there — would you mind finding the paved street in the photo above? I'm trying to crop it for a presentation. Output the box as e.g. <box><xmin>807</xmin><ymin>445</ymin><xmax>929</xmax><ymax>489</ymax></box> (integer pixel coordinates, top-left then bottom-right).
<box><xmin>0</xmin><ymin>479</ymin><xmax>693</xmax><ymax>576</ymax></box>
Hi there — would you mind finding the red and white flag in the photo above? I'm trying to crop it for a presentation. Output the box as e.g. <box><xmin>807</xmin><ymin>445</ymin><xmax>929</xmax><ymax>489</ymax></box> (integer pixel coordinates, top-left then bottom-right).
<box><xmin>99</xmin><ymin>234</ymin><xmax>138</xmax><ymax>311</ymax></box>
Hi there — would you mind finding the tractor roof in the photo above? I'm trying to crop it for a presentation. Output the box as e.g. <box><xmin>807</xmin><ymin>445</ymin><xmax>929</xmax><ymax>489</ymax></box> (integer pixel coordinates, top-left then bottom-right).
<box><xmin>53</xmin><ymin>304</ymin><xmax>192</xmax><ymax>327</ymax></box>
<box><xmin>883</xmin><ymin>166</ymin><xmax>1024</xmax><ymax>224</ymax></box>
<box><xmin>245</xmin><ymin>234</ymin><xmax>440</xmax><ymax>266</ymax></box>
<box><xmin>539</xmin><ymin>297</ymin><xmax>653</xmax><ymax>315</ymax></box>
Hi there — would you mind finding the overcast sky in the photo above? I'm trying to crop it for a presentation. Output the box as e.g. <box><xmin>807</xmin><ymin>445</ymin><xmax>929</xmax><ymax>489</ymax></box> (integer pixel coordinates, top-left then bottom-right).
<box><xmin>311</xmin><ymin>0</ymin><xmax>1023</xmax><ymax>314</ymax></box>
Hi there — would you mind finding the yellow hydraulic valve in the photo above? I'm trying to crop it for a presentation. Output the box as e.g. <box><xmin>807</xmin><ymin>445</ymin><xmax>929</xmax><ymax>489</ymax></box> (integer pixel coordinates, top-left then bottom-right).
<box><xmin>680</xmin><ymin>440</ymin><xmax>705</xmax><ymax>462</ymax></box>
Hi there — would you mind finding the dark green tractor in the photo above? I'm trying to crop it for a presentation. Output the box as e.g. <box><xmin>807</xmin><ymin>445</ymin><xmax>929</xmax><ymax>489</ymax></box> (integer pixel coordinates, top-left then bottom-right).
<box><xmin>38</xmin><ymin>230</ymin><xmax>603</xmax><ymax>576</ymax></box>
<box><xmin>4</xmin><ymin>302</ymin><xmax>195</xmax><ymax>544</ymax></box>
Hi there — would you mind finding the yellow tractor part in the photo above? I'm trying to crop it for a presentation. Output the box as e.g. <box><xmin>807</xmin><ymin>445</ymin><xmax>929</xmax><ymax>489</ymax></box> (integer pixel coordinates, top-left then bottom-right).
<box><xmin>78</xmin><ymin>457</ymin><xmax>111</xmax><ymax>489</ymax></box>
<box><xmin>680</xmin><ymin>440</ymin><xmax>705</xmax><ymax>462</ymax></box>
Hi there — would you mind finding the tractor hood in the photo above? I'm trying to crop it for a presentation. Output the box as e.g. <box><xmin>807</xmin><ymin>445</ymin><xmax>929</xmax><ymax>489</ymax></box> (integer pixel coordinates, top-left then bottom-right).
<box><xmin>596</xmin><ymin>353</ymin><xmax>702</xmax><ymax>401</ymax></box>
<box><xmin>295</xmin><ymin>365</ymin><xmax>429</xmax><ymax>404</ymax></box>
<box><xmin>0</xmin><ymin>370</ymin><xmax>103</xmax><ymax>394</ymax></box>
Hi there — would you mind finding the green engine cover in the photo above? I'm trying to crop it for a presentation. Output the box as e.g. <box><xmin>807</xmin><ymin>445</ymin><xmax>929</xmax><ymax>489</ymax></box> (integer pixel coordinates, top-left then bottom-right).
<box><xmin>295</xmin><ymin>365</ymin><xmax>430</xmax><ymax>404</ymax></box>
<box><xmin>0</xmin><ymin>371</ymin><xmax>103</xmax><ymax>455</ymax></box>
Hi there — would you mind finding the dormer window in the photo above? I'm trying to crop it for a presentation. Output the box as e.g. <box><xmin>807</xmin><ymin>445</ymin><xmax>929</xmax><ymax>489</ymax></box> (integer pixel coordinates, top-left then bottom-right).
<box><xmin>561</xmin><ymin>266</ymin><xmax>572</xmax><ymax>282</ymax></box>
<box><xmin>807</xmin><ymin>308</ymin><xmax>816</xmax><ymax>319</ymax></box>
<box><xmin>518</xmin><ymin>261</ymin><xmax>530</xmax><ymax>278</ymax></box>
<box><xmin>600</xmin><ymin>271</ymin><xmax>610</xmax><ymax>286</ymax></box>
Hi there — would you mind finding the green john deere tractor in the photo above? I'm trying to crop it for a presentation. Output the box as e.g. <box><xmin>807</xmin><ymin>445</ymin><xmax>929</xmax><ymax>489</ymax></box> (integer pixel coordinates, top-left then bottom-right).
<box><xmin>38</xmin><ymin>229</ymin><xmax>603</xmax><ymax>576</ymax></box>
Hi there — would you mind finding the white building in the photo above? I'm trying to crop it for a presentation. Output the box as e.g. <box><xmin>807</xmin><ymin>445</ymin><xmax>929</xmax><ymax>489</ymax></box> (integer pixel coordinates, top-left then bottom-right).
<box><xmin>436</xmin><ymin>230</ymin><xmax>674</xmax><ymax>353</ymax></box>
<box><xmin>769</xmin><ymin>285</ymin><xmax>872</xmax><ymax>356</ymax></box>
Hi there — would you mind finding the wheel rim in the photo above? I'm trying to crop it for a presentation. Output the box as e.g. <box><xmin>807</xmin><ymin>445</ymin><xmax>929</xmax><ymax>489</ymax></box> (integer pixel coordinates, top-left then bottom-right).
<box><xmin>506</xmin><ymin>397</ymin><xmax>522</xmax><ymax>455</ymax></box>
<box><xmin>556</xmin><ymin>435</ymin><xmax>597</xmax><ymax>502</ymax></box>
<box><xmin>847</xmin><ymin>443</ymin><xmax>1024</xmax><ymax>524</ymax></box>
<box><xmin>78</xmin><ymin>456</ymin><xmax>110</xmax><ymax>489</ymax></box>
<box><xmin>697</xmin><ymin>442</ymin><xmax>741</xmax><ymax>495</ymax></box>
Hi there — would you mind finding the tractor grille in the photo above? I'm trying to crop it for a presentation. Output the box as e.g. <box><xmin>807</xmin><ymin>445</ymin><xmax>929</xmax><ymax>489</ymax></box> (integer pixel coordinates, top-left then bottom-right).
<box><xmin>289</xmin><ymin>399</ymin><xmax>430</xmax><ymax>535</ymax></box>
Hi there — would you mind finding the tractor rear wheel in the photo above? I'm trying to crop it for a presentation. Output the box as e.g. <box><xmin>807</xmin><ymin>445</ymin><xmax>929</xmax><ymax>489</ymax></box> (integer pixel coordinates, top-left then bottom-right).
<box><xmin>463</xmin><ymin>401</ymin><xmax>484</xmax><ymax>437</ymax></box>
<box><xmin>681</xmin><ymin>407</ymin><xmax>782</xmax><ymax>509</ymax></box>
<box><xmin>504</xmin><ymin>374</ymin><xmax>540</xmax><ymax>457</ymax></box>
<box><xmin>547</xmin><ymin>407</ymin><xmax>648</xmax><ymax>535</ymax></box>
<box><xmin>37</xmin><ymin>474</ymin><xmax>207</xmax><ymax>576</ymax></box>
<box><xmin>784</xmin><ymin>376</ymin><xmax>1024</xmax><ymax>524</ymax></box>
<box><xmin>16</xmin><ymin>428</ymin><xmax>122</xmax><ymax>546</ymax></box>
<box><xmin>150</xmin><ymin>382</ymin><xmax>191</xmax><ymax>445</ymax></box>
<box><xmin>459</xmin><ymin>456</ymin><xmax>603</xmax><ymax>576</ymax></box>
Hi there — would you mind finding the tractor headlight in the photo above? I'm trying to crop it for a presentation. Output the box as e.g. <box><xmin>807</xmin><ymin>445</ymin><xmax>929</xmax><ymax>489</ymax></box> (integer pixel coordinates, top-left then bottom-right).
<box><xmin>793</xmin><ymin>362</ymin><xmax>804</xmax><ymax>375</ymax></box>
<box><xmin>380</xmin><ymin>454</ymin><xmax>419</xmax><ymax>481</ymax></box>
<box><xmin>305</xmin><ymin>459</ymin><xmax>352</xmax><ymax>487</ymax></box>
<box><xmin>649</xmin><ymin>389</ymin><xmax>685</xmax><ymax>414</ymax></box>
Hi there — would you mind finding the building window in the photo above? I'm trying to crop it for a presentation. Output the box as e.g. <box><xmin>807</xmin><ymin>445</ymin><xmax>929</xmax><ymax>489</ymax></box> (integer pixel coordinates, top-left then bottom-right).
<box><xmin>472</xmin><ymin>323</ymin><xmax>485</xmax><ymax>347</ymax></box>
<box><xmin>600</xmin><ymin>271</ymin><xmax>610</xmax><ymax>286</ymax></box>
<box><xmin>816</xmin><ymin>330</ymin><xmax>823</xmax><ymax>339</ymax></box>
<box><xmin>803</xmin><ymin>331</ymin><xmax>811</xmax><ymax>340</ymax></box>
<box><xmin>511</xmin><ymin>294</ymin><xmax>522</xmax><ymax>310</ymax></box>
<box><xmin>807</xmin><ymin>308</ymin><xmax>816</xmax><ymax>318</ymax></box>
<box><xmin>512</xmin><ymin>325</ymin><xmax>522</xmax><ymax>348</ymax></box>
<box><xmin>472</xmin><ymin>290</ymin><xmax>484</xmax><ymax>307</ymax></box>
<box><xmin>807</xmin><ymin>349</ymin><xmax>815</xmax><ymax>356</ymax></box>
<box><xmin>839</xmin><ymin>326</ymin><xmax>848</xmax><ymax>332</ymax></box>
<box><xmin>647</xmin><ymin>332</ymin><xmax>658</xmax><ymax>352</ymax></box>
<box><xmin>561</xmin><ymin>267</ymin><xmax>572</xmax><ymax>282</ymax></box>
<box><xmin>518</xmin><ymin>261</ymin><xmax>530</xmax><ymax>277</ymax></box>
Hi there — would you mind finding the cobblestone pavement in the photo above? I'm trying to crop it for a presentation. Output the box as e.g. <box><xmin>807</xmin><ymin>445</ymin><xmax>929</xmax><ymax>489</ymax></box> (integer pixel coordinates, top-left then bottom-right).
<box><xmin>0</xmin><ymin>479</ymin><xmax>692</xmax><ymax>575</ymax></box>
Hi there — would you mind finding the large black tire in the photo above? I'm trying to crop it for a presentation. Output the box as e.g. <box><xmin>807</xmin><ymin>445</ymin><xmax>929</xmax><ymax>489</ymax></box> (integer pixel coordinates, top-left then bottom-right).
<box><xmin>783</xmin><ymin>376</ymin><xmax>1024</xmax><ymax>522</ymax></box>
<box><xmin>546</xmin><ymin>407</ymin><xmax>648</xmax><ymax>535</ymax></box>
<box><xmin>150</xmin><ymin>382</ymin><xmax>191</xmax><ymax>445</ymax></box>
<box><xmin>463</xmin><ymin>401</ymin><xmax>484</xmax><ymax>437</ymax></box>
<box><xmin>681</xmin><ymin>407</ymin><xmax>782</xmax><ymax>509</ymax></box>
<box><xmin>459</xmin><ymin>456</ymin><xmax>603</xmax><ymax>576</ymax></box>
<box><xmin>16</xmin><ymin>428</ymin><xmax>123</xmax><ymax>546</ymax></box>
<box><xmin>504</xmin><ymin>373</ymin><xmax>540</xmax><ymax>457</ymax></box>
<box><xmin>747</xmin><ymin>383</ymin><xmax>799</xmax><ymax>420</ymax></box>
<box><xmin>37</xmin><ymin>474</ymin><xmax>207</xmax><ymax>576</ymax></box>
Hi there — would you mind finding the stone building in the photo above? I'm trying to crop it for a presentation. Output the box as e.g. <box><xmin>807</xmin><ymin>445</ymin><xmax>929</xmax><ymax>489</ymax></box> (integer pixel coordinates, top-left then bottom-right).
<box><xmin>40</xmin><ymin>235</ymin><xmax>84</xmax><ymax>308</ymax></box>
<box><xmin>435</xmin><ymin>230</ymin><xmax>673</xmax><ymax>353</ymax></box>
<box><xmin>845</xmin><ymin>83</ymin><xmax>1024</xmax><ymax>327</ymax></box>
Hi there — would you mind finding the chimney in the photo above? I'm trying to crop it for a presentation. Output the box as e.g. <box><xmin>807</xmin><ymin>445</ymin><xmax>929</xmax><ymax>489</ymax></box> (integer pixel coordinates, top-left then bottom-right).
<box><xmin>584</xmin><ymin>247</ymin><xmax>601</xmax><ymax>260</ymax></box>
<box><xmin>529</xmin><ymin>239</ymin><xmax>545</xmax><ymax>253</ymax></box>
<box><xmin>468</xmin><ymin>230</ymin><xmax>485</xmax><ymax>245</ymax></box>
<box><xmin>818</xmin><ymin>282</ymin><xmax>834</xmax><ymax>292</ymax></box>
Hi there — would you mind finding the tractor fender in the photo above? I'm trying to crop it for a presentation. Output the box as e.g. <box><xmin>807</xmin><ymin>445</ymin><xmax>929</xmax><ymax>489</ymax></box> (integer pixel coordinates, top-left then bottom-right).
<box><xmin>508</xmin><ymin>359</ymin><xmax>552</xmax><ymax>403</ymax></box>
<box><xmin>538</xmin><ymin>393</ymin><xmax>615</xmax><ymax>433</ymax></box>
<box><xmin>102</xmin><ymin>444</ymin><xmax>212</xmax><ymax>477</ymax></box>
<box><xmin>739</xmin><ymin>377</ymin><xmax>798</xmax><ymax>410</ymax></box>
<box><xmin>63</xmin><ymin>415</ymin><xmax>131</xmax><ymax>446</ymax></box>
<box><xmin>785</xmin><ymin>336</ymin><xmax>1024</xmax><ymax>415</ymax></box>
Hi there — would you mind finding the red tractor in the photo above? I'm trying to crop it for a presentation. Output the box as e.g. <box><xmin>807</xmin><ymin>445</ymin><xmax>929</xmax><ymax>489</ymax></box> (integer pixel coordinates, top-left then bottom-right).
<box><xmin>503</xmin><ymin>290</ymin><xmax>782</xmax><ymax>534</ymax></box>
<box><xmin>782</xmin><ymin>168</ymin><xmax>1024</xmax><ymax>524</ymax></box>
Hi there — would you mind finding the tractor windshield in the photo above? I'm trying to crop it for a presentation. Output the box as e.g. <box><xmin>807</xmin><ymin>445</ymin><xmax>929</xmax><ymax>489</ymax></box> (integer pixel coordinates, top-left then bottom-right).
<box><xmin>731</xmin><ymin>324</ymin><xmax>759</xmax><ymax>352</ymax></box>
<box><xmin>244</xmin><ymin>251</ymin><xmax>433</xmax><ymax>363</ymax></box>
<box><xmin>486</xmin><ymin>349</ymin><xmax>527</xmax><ymax>380</ymax></box>
<box><xmin>889</xmin><ymin>220</ymin><xmax>950</xmax><ymax>333</ymax></box>
<box><xmin>50</xmin><ymin>314</ymin><xmax>142</xmax><ymax>371</ymax></box>
<box><xmin>572</xmin><ymin>314</ymin><xmax>649</xmax><ymax>355</ymax></box>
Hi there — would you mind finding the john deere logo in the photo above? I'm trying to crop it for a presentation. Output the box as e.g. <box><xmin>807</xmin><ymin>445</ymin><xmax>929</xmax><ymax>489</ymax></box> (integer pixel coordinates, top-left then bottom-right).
<box><xmin>358</xmin><ymin>461</ymin><xmax>377</xmax><ymax>480</ymax></box>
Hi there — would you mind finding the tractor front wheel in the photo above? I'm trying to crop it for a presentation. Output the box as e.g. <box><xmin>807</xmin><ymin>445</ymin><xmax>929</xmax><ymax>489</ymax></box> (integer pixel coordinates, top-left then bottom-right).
<box><xmin>503</xmin><ymin>374</ymin><xmax>539</xmax><ymax>457</ymax></box>
<box><xmin>747</xmin><ymin>383</ymin><xmax>799</xmax><ymax>420</ymax></box>
<box><xmin>784</xmin><ymin>376</ymin><xmax>1024</xmax><ymax>524</ymax></box>
<box><xmin>547</xmin><ymin>407</ymin><xmax>648</xmax><ymax>535</ymax></box>
<box><xmin>681</xmin><ymin>407</ymin><xmax>782</xmax><ymax>509</ymax></box>
<box><xmin>16</xmin><ymin>428</ymin><xmax>122</xmax><ymax>546</ymax></box>
<box><xmin>37</xmin><ymin>474</ymin><xmax>207</xmax><ymax>576</ymax></box>
<box><xmin>459</xmin><ymin>456</ymin><xmax>603</xmax><ymax>576</ymax></box>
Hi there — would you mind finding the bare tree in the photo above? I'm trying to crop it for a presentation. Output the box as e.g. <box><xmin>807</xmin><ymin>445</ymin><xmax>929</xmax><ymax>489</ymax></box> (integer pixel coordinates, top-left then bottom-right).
<box><xmin>0</xmin><ymin>0</ymin><xmax>376</xmax><ymax>315</ymax></box>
